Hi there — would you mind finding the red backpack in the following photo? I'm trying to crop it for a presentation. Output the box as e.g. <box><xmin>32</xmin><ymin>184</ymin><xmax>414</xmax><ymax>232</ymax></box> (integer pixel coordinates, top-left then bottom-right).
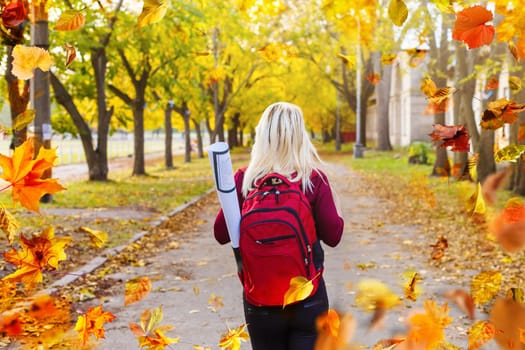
<box><xmin>239</xmin><ymin>173</ymin><xmax>320</xmax><ymax>306</ymax></box>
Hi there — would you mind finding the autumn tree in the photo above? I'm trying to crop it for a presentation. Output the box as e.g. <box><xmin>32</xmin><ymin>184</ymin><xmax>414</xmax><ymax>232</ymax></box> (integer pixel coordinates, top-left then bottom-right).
<box><xmin>49</xmin><ymin>0</ymin><xmax>125</xmax><ymax>181</ymax></box>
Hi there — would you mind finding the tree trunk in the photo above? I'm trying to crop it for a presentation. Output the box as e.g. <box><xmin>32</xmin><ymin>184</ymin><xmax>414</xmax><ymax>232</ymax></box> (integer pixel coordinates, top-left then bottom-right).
<box><xmin>192</xmin><ymin>118</ymin><xmax>204</xmax><ymax>158</ymax></box>
<box><xmin>31</xmin><ymin>3</ymin><xmax>52</xmax><ymax>202</ymax></box>
<box><xmin>164</xmin><ymin>102</ymin><xmax>174</xmax><ymax>169</ymax></box>
<box><xmin>374</xmin><ymin>52</ymin><xmax>393</xmax><ymax>151</ymax></box>
<box><xmin>132</xmin><ymin>97</ymin><xmax>146</xmax><ymax>175</ymax></box>
<box><xmin>5</xmin><ymin>45</ymin><xmax>29</xmax><ymax>149</ymax></box>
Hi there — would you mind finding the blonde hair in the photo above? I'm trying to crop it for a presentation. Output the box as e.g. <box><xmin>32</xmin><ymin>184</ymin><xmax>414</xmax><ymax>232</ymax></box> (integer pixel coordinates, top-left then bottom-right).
<box><xmin>242</xmin><ymin>102</ymin><xmax>324</xmax><ymax>196</ymax></box>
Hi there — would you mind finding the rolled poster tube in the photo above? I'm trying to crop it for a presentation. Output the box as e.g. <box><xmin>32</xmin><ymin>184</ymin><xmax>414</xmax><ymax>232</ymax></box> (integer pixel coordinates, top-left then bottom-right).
<box><xmin>207</xmin><ymin>142</ymin><xmax>241</xmax><ymax>248</ymax></box>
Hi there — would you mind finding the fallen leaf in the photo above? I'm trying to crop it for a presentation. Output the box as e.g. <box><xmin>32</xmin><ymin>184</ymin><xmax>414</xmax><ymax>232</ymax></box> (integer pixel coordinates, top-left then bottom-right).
<box><xmin>452</xmin><ymin>5</ymin><xmax>495</xmax><ymax>49</ymax></box>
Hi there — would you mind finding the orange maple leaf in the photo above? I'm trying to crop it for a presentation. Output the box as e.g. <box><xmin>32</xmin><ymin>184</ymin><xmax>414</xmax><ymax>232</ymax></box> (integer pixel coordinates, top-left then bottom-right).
<box><xmin>315</xmin><ymin>309</ymin><xmax>356</xmax><ymax>349</ymax></box>
<box><xmin>75</xmin><ymin>305</ymin><xmax>116</xmax><ymax>345</ymax></box>
<box><xmin>29</xmin><ymin>294</ymin><xmax>58</xmax><ymax>320</ymax></box>
<box><xmin>3</xmin><ymin>227</ymin><xmax>71</xmax><ymax>290</ymax></box>
<box><xmin>452</xmin><ymin>5</ymin><xmax>495</xmax><ymax>49</ymax></box>
<box><xmin>405</xmin><ymin>300</ymin><xmax>453</xmax><ymax>349</ymax></box>
<box><xmin>480</xmin><ymin>98</ymin><xmax>525</xmax><ymax>130</ymax></box>
<box><xmin>0</xmin><ymin>140</ymin><xmax>65</xmax><ymax>213</ymax></box>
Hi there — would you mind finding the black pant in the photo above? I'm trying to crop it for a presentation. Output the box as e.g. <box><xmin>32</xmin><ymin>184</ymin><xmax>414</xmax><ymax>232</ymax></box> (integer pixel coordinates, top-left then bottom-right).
<box><xmin>243</xmin><ymin>278</ymin><xmax>329</xmax><ymax>350</ymax></box>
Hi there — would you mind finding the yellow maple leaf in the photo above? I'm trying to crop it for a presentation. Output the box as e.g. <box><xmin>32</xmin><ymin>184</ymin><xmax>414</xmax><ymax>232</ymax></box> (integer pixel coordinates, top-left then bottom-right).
<box><xmin>465</xmin><ymin>182</ymin><xmax>486</xmax><ymax>216</ymax></box>
<box><xmin>75</xmin><ymin>305</ymin><xmax>116</xmax><ymax>345</ymax></box>
<box><xmin>79</xmin><ymin>226</ymin><xmax>108</xmax><ymax>248</ymax></box>
<box><xmin>136</xmin><ymin>0</ymin><xmax>169</xmax><ymax>28</ymax></box>
<box><xmin>468</xmin><ymin>320</ymin><xmax>495</xmax><ymax>350</ymax></box>
<box><xmin>11</xmin><ymin>45</ymin><xmax>53</xmax><ymax>80</ymax></box>
<box><xmin>3</xmin><ymin>227</ymin><xmax>71</xmax><ymax>290</ymax></box>
<box><xmin>0</xmin><ymin>205</ymin><xmax>20</xmax><ymax>244</ymax></box>
<box><xmin>388</xmin><ymin>0</ymin><xmax>408</xmax><ymax>26</ymax></box>
<box><xmin>0</xmin><ymin>139</ymin><xmax>65</xmax><ymax>212</ymax></box>
<box><xmin>283</xmin><ymin>276</ymin><xmax>315</xmax><ymax>308</ymax></box>
<box><xmin>54</xmin><ymin>9</ymin><xmax>85</xmax><ymax>31</ymax></box>
<box><xmin>219</xmin><ymin>324</ymin><xmax>249</xmax><ymax>350</ymax></box>
<box><xmin>471</xmin><ymin>270</ymin><xmax>502</xmax><ymax>305</ymax></box>
<box><xmin>129</xmin><ymin>306</ymin><xmax>179</xmax><ymax>349</ymax></box>
<box><xmin>125</xmin><ymin>276</ymin><xmax>152</xmax><ymax>306</ymax></box>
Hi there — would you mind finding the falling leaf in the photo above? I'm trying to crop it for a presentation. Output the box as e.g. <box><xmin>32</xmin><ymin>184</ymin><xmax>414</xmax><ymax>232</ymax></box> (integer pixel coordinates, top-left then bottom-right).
<box><xmin>1</xmin><ymin>1</ymin><xmax>27</xmax><ymax>27</ymax></box>
<box><xmin>315</xmin><ymin>309</ymin><xmax>356</xmax><ymax>350</ymax></box>
<box><xmin>0</xmin><ymin>139</ymin><xmax>65</xmax><ymax>212</ymax></box>
<box><xmin>481</xmin><ymin>167</ymin><xmax>512</xmax><ymax>206</ymax></box>
<box><xmin>125</xmin><ymin>276</ymin><xmax>152</xmax><ymax>306</ymax></box>
<box><xmin>54</xmin><ymin>9</ymin><xmax>85</xmax><ymax>31</ymax></box>
<box><xmin>0</xmin><ymin>205</ymin><xmax>19</xmax><ymax>244</ymax></box>
<box><xmin>337</xmin><ymin>53</ymin><xmax>355</xmax><ymax>68</ymax></box>
<box><xmin>355</xmin><ymin>279</ymin><xmax>400</xmax><ymax>330</ymax></box>
<box><xmin>406</xmin><ymin>48</ymin><xmax>427</xmax><ymax>67</ymax></box>
<box><xmin>405</xmin><ymin>300</ymin><xmax>453</xmax><ymax>350</ymax></box>
<box><xmin>494</xmin><ymin>144</ymin><xmax>525</xmax><ymax>163</ymax></box>
<box><xmin>136</xmin><ymin>0</ymin><xmax>169</xmax><ymax>28</ymax></box>
<box><xmin>465</xmin><ymin>182</ymin><xmax>486</xmax><ymax>216</ymax></box>
<box><xmin>0</xmin><ymin>312</ymin><xmax>23</xmax><ymax>337</ymax></box>
<box><xmin>129</xmin><ymin>306</ymin><xmax>179</xmax><ymax>349</ymax></box>
<box><xmin>509</xmin><ymin>76</ymin><xmax>522</xmax><ymax>93</ymax></box>
<box><xmin>507</xmin><ymin>287</ymin><xmax>525</xmax><ymax>304</ymax></box>
<box><xmin>432</xmin><ymin>0</ymin><xmax>455</xmax><ymax>13</ymax></box>
<box><xmin>382</xmin><ymin>53</ymin><xmax>397</xmax><ymax>64</ymax></box>
<box><xmin>485</xmin><ymin>77</ymin><xmax>499</xmax><ymax>90</ymax></box>
<box><xmin>489</xmin><ymin>197</ymin><xmax>525</xmax><ymax>253</ymax></box>
<box><xmin>366</xmin><ymin>73</ymin><xmax>381</xmax><ymax>84</ymax></box>
<box><xmin>29</xmin><ymin>294</ymin><xmax>58</xmax><ymax>320</ymax></box>
<box><xmin>64</xmin><ymin>43</ymin><xmax>76</xmax><ymax>68</ymax></box>
<box><xmin>429</xmin><ymin>124</ymin><xmax>470</xmax><ymax>152</ymax></box>
<box><xmin>283</xmin><ymin>276</ymin><xmax>315</xmax><ymax>308</ymax></box>
<box><xmin>452</xmin><ymin>5</ymin><xmax>495</xmax><ymax>49</ymax></box>
<box><xmin>388</xmin><ymin>0</ymin><xmax>408</xmax><ymax>26</ymax></box>
<box><xmin>79</xmin><ymin>226</ymin><xmax>108</xmax><ymax>248</ymax></box>
<box><xmin>480</xmin><ymin>98</ymin><xmax>525</xmax><ymax>130</ymax></box>
<box><xmin>490</xmin><ymin>298</ymin><xmax>525</xmax><ymax>350</ymax></box>
<box><xmin>11</xmin><ymin>45</ymin><xmax>53</xmax><ymax>80</ymax></box>
<box><xmin>471</xmin><ymin>270</ymin><xmax>502</xmax><ymax>305</ymax></box>
<box><xmin>12</xmin><ymin>109</ymin><xmax>35</xmax><ymax>131</ymax></box>
<box><xmin>218</xmin><ymin>324</ymin><xmax>249</xmax><ymax>350</ymax></box>
<box><xmin>444</xmin><ymin>289</ymin><xmax>475</xmax><ymax>320</ymax></box>
<box><xmin>3</xmin><ymin>227</ymin><xmax>71</xmax><ymax>290</ymax></box>
<box><xmin>403</xmin><ymin>272</ymin><xmax>421</xmax><ymax>302</ymax></box>
<box><xmin>75</xmin><ymin>305</ymin><xmax>116</xmax><ymax>345</ymax></box>
<box><xmin>468</xmin><ymin>321</ymin><xmax>495</xmax><ymax>350</ymax></box>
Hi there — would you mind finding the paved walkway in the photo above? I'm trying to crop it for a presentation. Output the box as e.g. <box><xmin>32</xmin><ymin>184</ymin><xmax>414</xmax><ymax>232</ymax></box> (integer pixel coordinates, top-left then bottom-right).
<box><xmin>70</xmin><ymin>162</ymin><xmax>498</xmax><ymax>350</ymax></box>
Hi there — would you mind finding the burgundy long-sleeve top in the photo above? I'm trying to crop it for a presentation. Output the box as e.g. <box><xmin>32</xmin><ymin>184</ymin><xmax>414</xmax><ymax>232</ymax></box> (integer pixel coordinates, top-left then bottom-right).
<box><xmin>213</xmin><ymin>168</ymin><xmax>344</xmax><ymax>247</ymax></box>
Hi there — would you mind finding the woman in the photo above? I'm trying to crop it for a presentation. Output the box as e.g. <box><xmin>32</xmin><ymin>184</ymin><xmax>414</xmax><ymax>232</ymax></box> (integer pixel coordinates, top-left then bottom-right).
<box><xmin>213</xmin><ymin>101</ymin><xmax>344</xmax><ymax>350</ymax></box>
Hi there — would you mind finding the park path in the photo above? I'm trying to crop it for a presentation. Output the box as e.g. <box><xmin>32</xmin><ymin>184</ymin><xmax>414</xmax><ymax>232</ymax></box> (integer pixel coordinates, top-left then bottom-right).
<box><xmin>66</xmin><ymin>162</ymin><xmax>498</xmax><ymax>349</ymax></box>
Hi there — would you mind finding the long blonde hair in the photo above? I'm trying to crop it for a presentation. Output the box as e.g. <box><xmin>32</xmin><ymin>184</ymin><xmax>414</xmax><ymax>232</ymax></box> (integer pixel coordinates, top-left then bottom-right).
<box><xmin>242</xmin><ymin>102</ymin><xmax>324</xmax><ymax>196</ymax></box>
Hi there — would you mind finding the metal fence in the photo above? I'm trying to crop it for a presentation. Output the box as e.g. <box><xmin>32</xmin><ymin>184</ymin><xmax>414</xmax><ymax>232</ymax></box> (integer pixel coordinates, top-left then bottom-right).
<box><xmin>0</xmin><ymin>132</ymin><xmax>186</xmax><ymax>165</ymax></box>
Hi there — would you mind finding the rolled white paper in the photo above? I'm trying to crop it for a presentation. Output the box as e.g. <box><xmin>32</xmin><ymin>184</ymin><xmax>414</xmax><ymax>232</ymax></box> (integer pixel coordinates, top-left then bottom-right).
<box><xmin>207</xmin><ymin>142</ymin><xmax>241</xmax><ymax>248</ymax></box>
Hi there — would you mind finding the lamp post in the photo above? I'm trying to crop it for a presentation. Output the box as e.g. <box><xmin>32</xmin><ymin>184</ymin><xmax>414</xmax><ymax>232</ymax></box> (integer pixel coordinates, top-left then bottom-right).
<box><xmin>353</xmin><ymin>16</ymin><xmax>364</xmax><ymax>158</ymax></box>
